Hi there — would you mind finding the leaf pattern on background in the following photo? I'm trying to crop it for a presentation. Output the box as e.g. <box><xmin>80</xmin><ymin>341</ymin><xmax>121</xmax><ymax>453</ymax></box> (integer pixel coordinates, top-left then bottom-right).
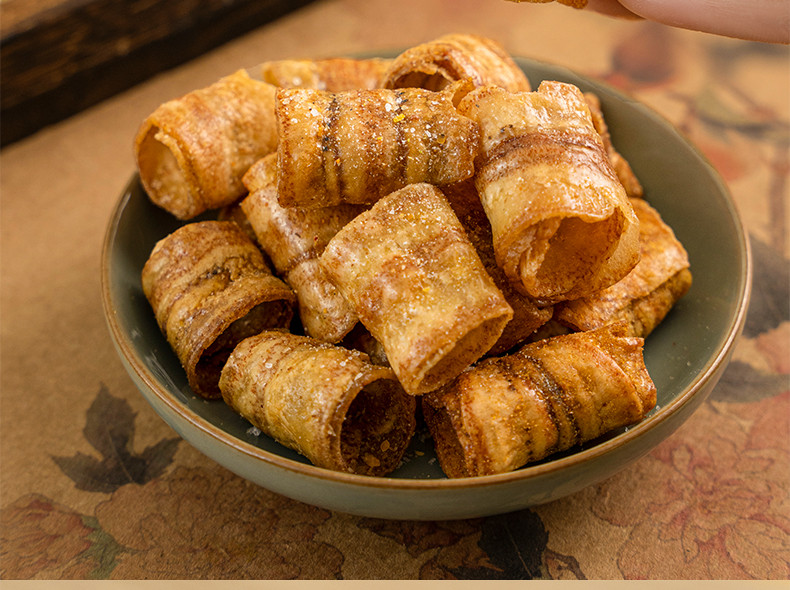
<box><xmin>447</xmin><ymin>510</ymin><xmax>552</xmax><ymax>579</ymax></box>
<box><xmin>52</xmin><ymin>384</ymin><xmax>180</xmax><ymax>493</ymax></box>
<box><xmin>694</xmin><ymin>87</ymin><xmax>790</xmax><ymax>140</ymax></box>
<box><xmin>357</xmin><ymin>517</ymin><xmax>482</xmax><ymax>558</ymax></box>
<box><xmin>703</xmin><ymin>43</ymin><xmax>790</xmax><ymax>143</ymax></box>
<box><xmin>713</xmin><ymin>237</ymin><xmax>790</xmax><ymax>404</ymax></box>
<box><xmin>715</xmin><ymin>361</ymin><xmax>789</xmax><ymax>404</ymax></box>
<box><xmin>543</xmin><ymin>549</ymin><xmax>586</xmax><ymax>580</ymax></box>
<box><xmin>356</xmin><ymin>510</ymin><xmax>563</xmax><ymax>579</ymax></box>
<box><xmin>0</xmin><ymin>494</ymin><xmax>124</xmax><ymax>579</ymax></box>
<box><xmin>743</xmin><ymin>238</ymin><xmax>790</xmax><ymax>339</ymax></box>
<box><xmin>80</xmin><ymin>515</ymin><xmax>126</xmax><ymax>579</ymax></box>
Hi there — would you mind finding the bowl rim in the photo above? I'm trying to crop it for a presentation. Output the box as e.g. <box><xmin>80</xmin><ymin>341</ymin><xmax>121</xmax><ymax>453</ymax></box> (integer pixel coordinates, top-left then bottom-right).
<box><xmin>101</xmin><ymin>55</ymin><xmax>753</xmax><ymax>492</ymax></box>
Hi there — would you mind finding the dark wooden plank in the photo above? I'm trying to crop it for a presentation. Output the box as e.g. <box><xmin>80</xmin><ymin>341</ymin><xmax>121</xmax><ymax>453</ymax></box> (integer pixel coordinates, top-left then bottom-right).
<box><xmin>0</xmin><ymin>0</ymin><xmax>317</xmax><ymax>146</ymax></box>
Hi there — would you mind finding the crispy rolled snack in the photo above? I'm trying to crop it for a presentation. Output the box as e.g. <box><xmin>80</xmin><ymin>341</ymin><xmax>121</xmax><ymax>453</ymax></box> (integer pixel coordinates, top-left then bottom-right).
<box><xmin>422</xmin><ymin>323</ymin><xmax>656</xmax><ymax>478</ymax></box>
<box><xmin>219</xmin><ymin>330</ymin><xmax>416</xmax><ymax>475</ymax></box>
<box><xmin>275</xmin><ymin>83</ymin><xmax>480</xmax><ymax>208</ymax></box>
<box><xmin>555</xmin><ymin>197</ymin><xmax>691</xmax><ymax>337</ymax></box>
<box><xmin>458</xmin><ymin>81</ymin><xmax>640</xmax><ymax>305</ymax></box>
<box><xmin>135</xmin><ymin>70</ymin><xmax>278</xmax><ymax>220</ymax></box>
<box><xmin>320</xmin><ymin>183</ymin><xmax>514</xmax><ymax>395</ymax></box>
<box><xmin>241</xmin><ymin>154</ymin><xmax>361</xmax><ymax>343</ymax></box>
<box><xmin>261</xmin><ymin>57</ymin><xmax>393</xmax><ymax>91</ymax></box>
<box><xmin>585</xmin><ymin>92</ymin><xmax>643</xmax><ymax>198</ymax></box>
<box><xmin>441</xmin><ymin>180</ymin><xmax>553</xmax><ymax>354</ymax></box>
<box><xmin>381</xmin><ymin>33</ymin><xmax>531</xmax><ymax>92</ymax></box>
<box><xmin>141</xmin><ymin>221</ymin><xmax>295</xmax><ymax>398</ymax></box>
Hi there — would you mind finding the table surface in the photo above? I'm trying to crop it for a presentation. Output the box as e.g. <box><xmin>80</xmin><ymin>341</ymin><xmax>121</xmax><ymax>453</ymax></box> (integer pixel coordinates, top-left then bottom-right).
<box><xmin>1</xmin><ymin>0</ymin><xmax>788</xmax><ymax>580</ymax></box>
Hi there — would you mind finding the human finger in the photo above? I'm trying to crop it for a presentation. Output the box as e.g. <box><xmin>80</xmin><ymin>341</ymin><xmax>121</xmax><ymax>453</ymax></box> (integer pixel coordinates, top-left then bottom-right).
<box><xmin>619</xmin><ymin>0</ymin><xmax>790</xmax><ymax>43</ymax></box>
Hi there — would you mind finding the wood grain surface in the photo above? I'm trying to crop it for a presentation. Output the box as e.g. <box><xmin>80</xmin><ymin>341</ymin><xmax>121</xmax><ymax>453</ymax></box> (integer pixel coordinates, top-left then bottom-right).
<box><xmin>0</xmin><ymin>0</ymin><xmax>316</xmax><ymax>146</ymax></box>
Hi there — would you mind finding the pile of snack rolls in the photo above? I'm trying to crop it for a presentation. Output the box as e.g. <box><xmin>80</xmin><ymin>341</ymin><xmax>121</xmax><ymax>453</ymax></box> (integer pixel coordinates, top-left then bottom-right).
<box><xmin>135</xmin><ymin>34</ymin><xmax>690</xmax><ymax>478</ymax></box>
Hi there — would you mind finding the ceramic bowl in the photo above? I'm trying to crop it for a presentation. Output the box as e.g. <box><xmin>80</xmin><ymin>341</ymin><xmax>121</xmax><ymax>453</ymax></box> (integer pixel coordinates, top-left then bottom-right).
<box><xmin>101</xmin><ymin>56</ymin><xmax>751</xmax><ymax>520</ymax></box>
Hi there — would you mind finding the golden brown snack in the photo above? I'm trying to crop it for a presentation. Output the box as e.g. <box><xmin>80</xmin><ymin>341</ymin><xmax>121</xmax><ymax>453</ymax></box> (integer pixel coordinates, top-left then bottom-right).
<box><xmin>422</xmin><ymin>323</ymin><xmax>656</xmax><ymax>478</ymax></box>
<box><xmin>141</xmin><ymin>221</ymin><xmax>295</xmax><ymax>399</ymax></box>
<box><xmin>458</xmin><ymin>81</ymin><xmax>640</xmax><ymax>305</ymax></box>
<box><xmin>320</xmin><ymin>183</ymin><xmax>514</xmax><ymax>395</ymax></box>
<box><xmin>275</xmin><ymin>83</ymin><xmax>480</xmax><ymax>208</ymax></box>
<box><xmin>585</xmin><ymin>92</ymin><xmax>644</xmax><ymax>198</ymax></box>
<box><xmin>381</xmin><ymin>33</ymin><xmax>531</xmax><ymax>92</ymax></box>
<box><xmin>261</xmin><ymin>57</ymin><xmax>393</xmax><ymax>91</ymax></box>
<box><xmin>135</xmin><ymin>70</ymin><xmax>278</xmax><ymax>220</ymax></box>
<box><xmin>219</xmin><ymin>330</ymin><xmax>416</xmax><ymax>475</ymax></box>
<box><xmin>555</xmin><ymin>197</ymin><xmax>691</xmax><ymax>337</ymax></box>
<box><xmin>241</xmin><ymin>154</ymin><xmax>362</xmax><ymax>343</ymax></box>
<box><xmin>440</xmin><ymin>180</ymin><xmax>553</xmax><ymax>354</ymax></box>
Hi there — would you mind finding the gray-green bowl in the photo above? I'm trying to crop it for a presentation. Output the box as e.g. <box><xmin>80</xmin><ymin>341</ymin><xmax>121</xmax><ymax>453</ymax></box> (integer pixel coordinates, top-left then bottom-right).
<box><xmin>101</xmin><ymin>56</ymin><xmax>751</xmax><ymax>520</ymax></box>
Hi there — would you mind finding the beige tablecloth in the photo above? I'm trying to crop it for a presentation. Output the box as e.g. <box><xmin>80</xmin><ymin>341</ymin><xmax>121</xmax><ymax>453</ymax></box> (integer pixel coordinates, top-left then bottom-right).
<box><xmin>1</xmin><ymin>0</ymin><xmax>788</xmax><ymax>580</ymax></box>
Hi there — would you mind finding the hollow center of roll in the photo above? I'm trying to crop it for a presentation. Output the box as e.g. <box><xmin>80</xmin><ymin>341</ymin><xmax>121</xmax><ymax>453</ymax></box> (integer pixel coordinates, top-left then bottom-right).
<box><xmin>339</xmin><ymin>378</ymin><xmax>413</xmax><ymax>476</ymax></box>
<box><xmin>393</xmin><ymin>71</ymin><xmax>452</xmax><ymax>92</ymax></box>
<box><xmin>421</xmin><ymin>400</ymin><xmax>471</xmax><ymax>478</ymax></box>
<box><xmin>137</xmin><ymin>126</ymin><xmax>194</xmax><ymax>219</ymax></box>
<box><xmin>521</xmin><ymin>214</ymin><xmax>621</xmax><ymax>302</ymax></box>
<box><xmin>194</xmin><ymin>300</ymin><xmax>293</xmax><ymax>398</ymax></box>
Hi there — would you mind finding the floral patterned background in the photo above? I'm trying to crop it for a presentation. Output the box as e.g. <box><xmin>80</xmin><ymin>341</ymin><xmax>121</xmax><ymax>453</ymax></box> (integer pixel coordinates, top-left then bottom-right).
<box><xmin>1</xmin><ymin>0</ymin><xmax>788</xmax><ymax>580</ymax></box>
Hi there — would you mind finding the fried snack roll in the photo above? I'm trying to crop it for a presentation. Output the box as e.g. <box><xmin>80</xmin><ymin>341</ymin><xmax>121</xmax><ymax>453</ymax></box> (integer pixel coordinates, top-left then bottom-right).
<box><xmin>441</xmin><ymin>180</ymin><xmax>553</xmax><ymax>354</ymax></box>
<box><xmin>261</xmin><ymin>57</ymin><xmax>393</xmax><ymax>91</ymax></box>
<box><xmin>458</xmin><ymin>81</ymin><xmax>640</xmax><ymax>305</ymax></box>
<box><xmin>585</xmin><ymin>92</ymin><xmax>643</xmax><ymax>198</ymax></box>
<box><xmin>241</xmin><ymin>154</ymin><xmax>361</xmax><ymax>343</ymax></box>
<box><xmin>135</xmin><ymin>70</ymin><xmax>278</xmax><ymax>220</ymax></box>
<box><xmin>381</xmin><ymin>33</ymin><xmax>531</xmax><ymax>92</ymax></box>
<box><xmin>141</xmin><ymin>221</ymin><xmax>295</xmax><ymax>399</ymax></box>
<box><xmin>219</xmin><ymin>330</ymin><xmax>416</xmax><ymax>476</ymax></box>
<box><xmin>555</xmin><ymin>197</ymin><xmax>692</xmax><ymax>337</ymax></box>
<box><xmin>275</xmin><ymin>84</ymin><xmax>480</xmax><ymax>208</ymax></box>
<box><xmin>422</xmin><ymin>323</ymin><xmax>656</xmax><ymax>478</ymax></box>
<box><xmin>320</xmin><ymin>183</ymin><xmax>514</xmax><ymax>395</ymax></box>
